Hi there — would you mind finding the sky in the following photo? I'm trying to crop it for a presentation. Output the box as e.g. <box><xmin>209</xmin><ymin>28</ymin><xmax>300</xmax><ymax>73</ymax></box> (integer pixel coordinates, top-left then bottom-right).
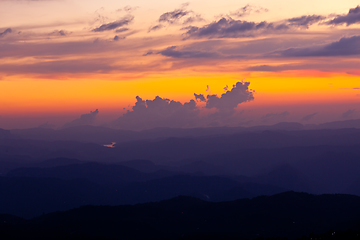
<box><xmin>1</xmin><ymin>0</ymin><xmax>360</xmax><ymax>129</ymax></box>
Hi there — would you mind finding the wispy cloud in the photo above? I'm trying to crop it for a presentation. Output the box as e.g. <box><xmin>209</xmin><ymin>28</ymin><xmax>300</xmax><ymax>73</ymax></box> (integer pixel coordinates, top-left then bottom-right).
<box><xmin>92</xmin><ymin>15</ymin><xmax>134</xmax><ymax>32</ymax></box>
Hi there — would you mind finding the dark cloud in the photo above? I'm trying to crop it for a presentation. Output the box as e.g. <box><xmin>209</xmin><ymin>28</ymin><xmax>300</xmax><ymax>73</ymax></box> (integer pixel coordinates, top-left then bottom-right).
<box><xmin>157</xmin><ymin>46</ymin><xmax>221</xmax><ymax>58</ymax></box>
<box><xmin>62</xmin><ymin>109</ymin><xmax>99</xmax><ymax>129</ymax></box>
<box><xmin>159</xmin><ymin>8</ymin><xmax>190</xmax><ymax>23</ymax></box>
<box><xmin>194</xmin><ymin>93</ymin><xmax>206</xmax><ymax>102</ymax></box>
<box><xmin>246</xmin><ymin>65</ymin><xmax>284</xmax><ymax>72</ymax></box>
<box><xmin>342</xmin><ymin>109</ymin><xmax>356</xmax><ymax>118</ymax></box>
<box><xmin>230</xmin><ymin>4</ymin><xmax>269</xmax><ymax>18</ymax></box>
<box><xmin>302</xmin><ymin>112</ymin><xmax>318</xmax><ymax>121</ymax></box>
<box><xmin>272</xmin><ymin>35</ymin><xmax>360</xmax><ymax>57</ymax></box>
<box><xmin>92</xmin><ymin>15</ymin><xmax>134</xmax><ymax>32</ymax></box>
<box><xmin>184</xmin><ymin>12</ymin><xmax>328</xmax><ymax>39</ymax></box>
<box><xmin>287</xmin><ymin>15</ymin><xmax>326</xmax><ymax>28</ymax></box>
<box><xmin>327</xmin><ymin>5</ymin><xmax>360</xmax><ymax>26</ymax></box>
<box><xmin>185</xmin><ymin>18</ymin><xmax>263</xmax><ymax>38</ymax></box>
<box><xmin>203</xmin><ymin>82</ymin><xmax>254</xmax><ymax>112</ymax></box>
<box><xmin>0</xmin><ymin>28</ymin><xmax>12</xmax><ymax>38</ymax></box>
<box><xmin>113</xmin><ymin>35</ymin><xmax>125</xmax><ymax>41</ymax></box>
<box><xmin>183</xmin><ymin>18</ymin><xmax>289</xmax><ymax>38</ymax></box>
<box><xmin>149</xmin><ymin>4</ymin><xmax>202</xmax><ymax>32</ymax></box>
<box><xmin>245</xmin><ymin>60</ymin><xmax>360</xmax><ymax>73</ymax></box>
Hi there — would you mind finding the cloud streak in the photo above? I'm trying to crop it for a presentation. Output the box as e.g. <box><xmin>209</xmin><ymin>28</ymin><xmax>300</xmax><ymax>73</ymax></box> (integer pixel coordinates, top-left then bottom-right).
<box><xmin>0</xmin><ymin>28</ymin><xmax>12</xmax><ymax>37</ymax></box>
<box><xmin>271</xmin><ymin>35</ymin><xmax>360</xmax><ymax>57</ymax></box>
<box><xmin>230</xmin><ymin>4</ymin><xmax>269</xmax><ymax>18</ymax></box>
<box><xmin>92</xmin><ymin>15</ymin><xmax>134</xmax><ymax>32</ymax></box>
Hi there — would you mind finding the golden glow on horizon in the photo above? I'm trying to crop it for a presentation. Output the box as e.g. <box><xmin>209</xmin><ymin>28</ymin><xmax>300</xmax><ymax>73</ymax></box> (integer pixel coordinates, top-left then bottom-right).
<box><xmin>1</xmin><ymin>71</ymin><xmax>359</xmax><ymax>115</ymax></box>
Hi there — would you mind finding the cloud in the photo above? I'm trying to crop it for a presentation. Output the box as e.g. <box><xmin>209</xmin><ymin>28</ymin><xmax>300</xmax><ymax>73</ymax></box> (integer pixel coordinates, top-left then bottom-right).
<box><xmin>111</xmin><ymin>82</ymin><xmax>254</xmax><ymax>130</ymax></box>
<box><xmin>302</xmin><ymin>112</ymin><xmax>318</xmax><ymax>121</ymax></box>
<box><xmin>113</xmin><ymin>35</ymin><xmax>125</xmax><ymax>41</ymax></box>
<box><xmin>149</xmin><ymin>4</ymin><xmax>202</xmax><ymax>32</ymax></box>
<box><xmin>112</xmin><ymin>96</ymin><xmax>199</xmax><ymax>129</ymax></box>
<box><xmin>115</xmin><ymin>27</ymin><xmax>129</xmax><ymax>33</ymax></box>
<box><xmin>183</xmin><ymin>17</ymin><xmax>308</xmax><ymax>39</ymax></box>
<box><xmin>183</xmin><ymin>14</ymin><xmax>204</xmax><ymax>24</ymax></box>
<box><xmin>230</xmin><ymin>4</ymin><xmax>269</xmax><ymax>18</ymax></box>
<box><xmin>184</xmin><ymin>18</ymin><xmax>268</xmax><ymax>38</ymax></box>
<box><xmin>49</xmin><ymin>30</ymin><xmax>66</xmax><ymax>36</ymax></box>
<box><xmin>159</xmin><ymin>8</ymin><xmax>190</xmax><ymax>23</ymax></box>
<box><xmin>327</xmin><ymin>5</ymin><xmax>360</xmax><ymax>26</ymax></box>
<box><xmin>203</xmin><ymin>82</ymin><xmax>254</xmax><ymax>112</ymax></box>
<box><xmin>342</xmin><ymin>109</ymin><xmax>356</xmax><ymax>118</ymax></box>
<box><xmin>287</xmin><ymin>15</ymin><xmax>326</xmax><ymax>28</ymax></box>
<box><xmin>183</xmin><ymin>12</ymin><xmax>328</xmax><ymax>39</ymax></box>
<box><xmin>194</xmin><ymin>93</ymin><xmax>206</xmax><ymax>102</ymax></box>
<box><xmin>157</xmin><ymin>46</ymin><xmax>221</xmax><ymax>59</ymax></box>
<box><xmin>62</xmin><ymin>109</ymin><xmax>99</xmax><ymax>129</ymax></box>
<box><xmin>0</xmin><ymin>28</ymin><xmax>12</xmax><ymax>38</ymax></box>
<box><xmin>272</xmin><ymin>35</ymin><xmax>360</xmax><ymax>57</ymax></box>
<box><xmin>148</xmin><ymin>24</ymin><xmax>163</xmax><ymax>32</ymax></box>
<box><xmin>92</xmin><ymin>15</ymin><xmax>134</xmax><ymax>32</ymax></box>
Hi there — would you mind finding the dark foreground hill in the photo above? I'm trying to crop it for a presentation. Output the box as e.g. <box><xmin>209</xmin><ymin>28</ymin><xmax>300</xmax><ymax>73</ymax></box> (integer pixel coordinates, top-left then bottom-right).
<box><xmin>1</xmin><ymin>192</ymin><xmax>360</xmax><ymax>240</ymax></box>
<box><xmin>0</xmin><ymin>173</ymin><xmax>285</xmax><ymax>218</ymax></box>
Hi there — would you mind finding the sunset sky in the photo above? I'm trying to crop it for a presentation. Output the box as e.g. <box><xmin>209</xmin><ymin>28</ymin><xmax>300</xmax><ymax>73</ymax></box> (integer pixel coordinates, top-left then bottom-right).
<box><xmin>1</xmin><ymin>0</ymin><xmax>360</xmax><ymax>129</ymax></box>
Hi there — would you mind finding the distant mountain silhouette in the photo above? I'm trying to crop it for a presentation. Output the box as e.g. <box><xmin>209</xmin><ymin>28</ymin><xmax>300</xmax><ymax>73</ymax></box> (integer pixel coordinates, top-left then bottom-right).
<box><xmin>0</xmin><ymin>128</ymin><xmax>10</xmax><ymax>139</ymax></box>
<box><xmin>36</xmin><ymin>157</ymin><xmax>84</xmax><ymax>168</ymax></box>
<box><xmin>1</xmin><ymin>192</ymin><xmax>360</xmax><ymax>239</ymax></box>
<box><xmin>318</xmin><ymin>118</ymin><xmax>360</xmax><ymax>129</ymax></box>
<box><xmin>7</xmin><ymin>162</ymin><xmax>176</xmax><ymax>185</ymax></box>
<box><xmin>7</xmin><ymin>119</ymin><xmax>360</xmax><ymax>144</ymax></box>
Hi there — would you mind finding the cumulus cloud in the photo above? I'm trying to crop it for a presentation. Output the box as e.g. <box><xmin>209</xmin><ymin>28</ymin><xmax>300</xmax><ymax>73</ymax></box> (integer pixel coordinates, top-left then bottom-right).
<box><xmin>62</xmin><ymin>109</ymin><xmax>99</xmax><ymax>129</ymax></box>
<box><xmin>0</xmin><ymin>28</ymin><xmax>12</xmax><ymax>38</ymax></box>
<box><xmin>111</xmin><ymin>82</ymin><xmax>254</xmax><ymax>130</ymax></box>
<box><xmin>112</xmin><ymin>96</ymin><xmax>199</xmax><ymax>129</ymax></box>
<box><xmin>204</xmin><ymin>82</ymin><xmax>254</xmax><ymax>112</ymax></box>
<box><xmin>92</xmin><ymin>15</ymin><xmax>134</xmax><ymax>32</ymax></box>
<box><xmin>302</xmin><ymin>112</ymin><xmax>318</xmax><ymax>121</ymax></box>
<box><xmin>327</xmin><ymin>5</ymin><xmax>360</xmax><ymax>26</ymax></box>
